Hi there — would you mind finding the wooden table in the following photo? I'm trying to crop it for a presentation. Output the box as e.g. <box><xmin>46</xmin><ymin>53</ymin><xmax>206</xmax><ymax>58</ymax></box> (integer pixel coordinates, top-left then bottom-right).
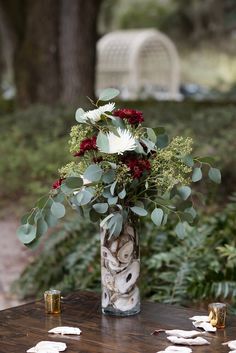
<box><xmin>0</xmin><ymin>291</ymin><xmax>235</xmax><ymax>352</ymax></box>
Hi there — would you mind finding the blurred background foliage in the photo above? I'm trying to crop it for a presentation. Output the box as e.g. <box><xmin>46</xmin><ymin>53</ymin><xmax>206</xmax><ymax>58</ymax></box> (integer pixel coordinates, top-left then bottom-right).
<box><xmin>0</xmin><ymin>0</ymin><xmax>236</xmax><ymax>310</ymax></box>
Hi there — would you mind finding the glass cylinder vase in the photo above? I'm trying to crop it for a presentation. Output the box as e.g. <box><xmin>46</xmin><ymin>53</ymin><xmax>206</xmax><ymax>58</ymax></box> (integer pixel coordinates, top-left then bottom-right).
<box><xmin>101</xmin><ymin>221</ymin><xmax>140</xmax><ymax>316</ymax></box>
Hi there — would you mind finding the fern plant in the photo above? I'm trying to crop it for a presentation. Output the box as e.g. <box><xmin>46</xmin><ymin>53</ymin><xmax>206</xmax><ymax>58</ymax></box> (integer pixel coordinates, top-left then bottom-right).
<box><xmin>14</xmin><ymin>195</ymin><xmax>236</xmax><ymax>313</ymax></box>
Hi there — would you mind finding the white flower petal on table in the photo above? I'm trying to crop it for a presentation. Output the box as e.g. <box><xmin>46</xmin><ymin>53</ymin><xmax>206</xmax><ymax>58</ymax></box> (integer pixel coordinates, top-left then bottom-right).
<box><xmin>27</xmin><ymin>341</ymin><xmax>66</xmax><ymax>352</ymax></box>
<box><xmin>156</xmin><ymin>347</ymin><xmax>192</xmax><ymax>353</ymax></box>
<box><xmin>97</xmin><ymin>127</ymin><xmax>137</xmax><ymax>155</ymax></box>
<box><xmin>165</xmin><ymin>330</ymin><xmax>203</xmax><ymax>339</ymax></box>
<box><xmin>48</xmin><ymin>326</ymin><xmax>82</xmax><ymax>335</ymax></box>
<box><xmin>192</xmin><ymin>320</ymin><xmax>216</xmax><ymax>332</ymax></box>
<box><xmin>189</xmin><ymin>315</ymin><xmax>209</xmax><ymax>322</ymax></box>
<box><xmin>167</xmin><ymin>336</ymin><xmax>210</xmax><ymax>346</ymax></box>
<box><xmin>165</xmin><ymin>347</ymin><xmax>192</xmax><ymax>352</ymax></box>
<box><xmin>82</xmin><ymin>103</ymin><xmax>115</xmax><ymax>123</ymax></box>
<box><xmin>228</xmin><ymin>341</ymin><xmax>236</xmax><ymax>350</ymax></box>
<box><xmin>27</xmin><ymin>348</ymin><xmax>59</xmax><ymax>353</ymax></box>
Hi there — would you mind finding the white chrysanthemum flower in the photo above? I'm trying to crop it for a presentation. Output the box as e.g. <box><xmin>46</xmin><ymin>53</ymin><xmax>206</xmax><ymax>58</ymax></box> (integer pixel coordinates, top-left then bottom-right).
<box><xmin>82</xmin><ymin>102</ymin><xmax>115</xmax><ymax>123</ymax></box>
<box><xmin>99</xmin><ymin>128</ymin><xmax>137</xmax><ymax>155</ymax></box>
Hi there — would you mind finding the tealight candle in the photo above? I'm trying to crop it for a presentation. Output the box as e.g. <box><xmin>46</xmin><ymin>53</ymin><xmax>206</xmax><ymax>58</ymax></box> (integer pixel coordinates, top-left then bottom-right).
<box><xmin>208</xmin><ymin>302</ymin><xmax>226</xmax><ymax>329</ymax></box>
<box><xmin>44</xmin><ymin>290</ymin><xmax>61</xmax><ymax>314</ymax></box>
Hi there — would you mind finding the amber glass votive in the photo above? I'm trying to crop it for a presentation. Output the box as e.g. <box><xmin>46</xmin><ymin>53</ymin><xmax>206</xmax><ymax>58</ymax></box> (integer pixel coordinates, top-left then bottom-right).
<box><xmin>44</xmin><ymin>290</ymin><xmax>61</xmax><ymax>314</ymax></box>
<box><xmin>208</xmin><ymin>302</ymin><xmax>226</xmax><ymax>328</ymax></box>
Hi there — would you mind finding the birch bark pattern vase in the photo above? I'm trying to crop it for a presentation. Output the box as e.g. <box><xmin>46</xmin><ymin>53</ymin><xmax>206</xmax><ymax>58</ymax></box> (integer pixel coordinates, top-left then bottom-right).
<box><xmin>101</xmin><ymin>221</ymin><xmax>140</xmax><ymax>316</ymax></box>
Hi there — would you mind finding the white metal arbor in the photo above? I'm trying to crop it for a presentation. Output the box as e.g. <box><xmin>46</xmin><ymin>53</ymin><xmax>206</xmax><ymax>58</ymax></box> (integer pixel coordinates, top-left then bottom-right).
<box><xmin>96</xmin><ymin>29</ymin><xmax>180</xmax><ymax>99</ymax></box>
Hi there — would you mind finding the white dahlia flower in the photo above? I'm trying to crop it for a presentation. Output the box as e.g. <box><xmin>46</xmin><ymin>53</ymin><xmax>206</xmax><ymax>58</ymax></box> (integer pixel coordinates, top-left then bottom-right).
<box><xmin>82</xmin><ymin>102</ymin><xmax>115</xmax><ymax>123</ymax></box>
<box><xmin>98</xmin><ymin>128</ymin><xmax>137</xmax><ymax>155</ymax></box>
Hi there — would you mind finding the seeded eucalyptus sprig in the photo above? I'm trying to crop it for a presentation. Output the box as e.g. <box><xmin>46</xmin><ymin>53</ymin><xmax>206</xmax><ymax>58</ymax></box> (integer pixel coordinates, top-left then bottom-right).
<box><xmin>17</xmin><ymin>88</ymin><xmax>221</xmax><ymax>246</ymax></box>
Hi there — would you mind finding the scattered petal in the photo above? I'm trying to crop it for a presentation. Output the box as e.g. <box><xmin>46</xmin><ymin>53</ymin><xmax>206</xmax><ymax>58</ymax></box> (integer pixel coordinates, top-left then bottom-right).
<box><xmin>167</xmin><ymin>336</ymin><xmax>210</xmax><ymax>346</ymax></box>
<box><xmin>48</xmin><ymin>326</ymin><xmax>82</xmax><ymax>335</ymax></box>
<box><xmin>165</xmin><ymin>347</ymin><xmax>192</xmax><ymax>352</ymax></box>
<box><xmin>193</xmin><ymin>321</ymin><xmax>216</xmax><ymax>332</ymax></box>
<box><xmin>27</xmin><ymin>341</ymin><xmax>66</xmax><ymax>352</ymax></box>
<box><xmin>165</xmin><ymin>330</ymin><xmax>203</xmax><ymax>339</ymax></box>
<box><xmin>189</xmin><ymin>315</ymin><xmax>209</xmax><ymax>322</ymax></box>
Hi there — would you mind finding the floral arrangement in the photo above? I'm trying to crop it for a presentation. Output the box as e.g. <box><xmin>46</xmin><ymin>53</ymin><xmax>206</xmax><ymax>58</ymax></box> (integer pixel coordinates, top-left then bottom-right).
<box><xmin>17</xmin><ymin>88</ymin><xmax>221</xmax><ymax>246</ymax></box>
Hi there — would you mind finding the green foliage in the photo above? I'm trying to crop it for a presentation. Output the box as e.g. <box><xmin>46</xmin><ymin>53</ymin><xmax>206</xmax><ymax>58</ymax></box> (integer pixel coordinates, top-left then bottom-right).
<box><xmin>14</xmin><ymin>195</ymin><xmax>236</xmax><ymax>313</ymax></box>
<box><xmin>0</xmin><ymin>105</ymin><xmax>72</xmax><ymax>209</ymax></box>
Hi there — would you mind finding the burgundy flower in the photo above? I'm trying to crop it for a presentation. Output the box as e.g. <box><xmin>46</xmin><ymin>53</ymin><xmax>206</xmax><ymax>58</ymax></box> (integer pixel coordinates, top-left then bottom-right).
<box><xmin>113</xmin><ymin>109</ymin><xmax>144</xmax><ymax>125</ymax></box>
<box><xmin>124</xmin><ymin>158</ymin><xmax>151</xmax><ymax>179</ymax></box>
<box><xmin>52</xmin><ymin>178</ymin><xmax>64</xmax><ymax>189</ymax></box>
<box><xmin>74</xmin><ymin>136</ymin><xmax>97</xmax><ymax>157</ymax></box>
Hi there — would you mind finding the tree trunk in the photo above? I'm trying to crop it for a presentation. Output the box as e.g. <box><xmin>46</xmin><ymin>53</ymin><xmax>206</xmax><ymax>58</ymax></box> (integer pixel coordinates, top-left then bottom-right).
<box><xmin>0</xmin><ymin>0</ymin><xmax>102</xmax><ymax>107</ymax></box>
<box><xmin>14</xmin><ymin>0</ymin><xmax>60</xmax><ymax>106</ymax></box>
<box><xmin>0</xmin><ymin>2</ymin><xmax>15</xmax><ymax>89</ymax></box>
<box><xmin>60</xmin><ymin>0</ymin><xmax>102</xmax><ymax>106</ymax></box>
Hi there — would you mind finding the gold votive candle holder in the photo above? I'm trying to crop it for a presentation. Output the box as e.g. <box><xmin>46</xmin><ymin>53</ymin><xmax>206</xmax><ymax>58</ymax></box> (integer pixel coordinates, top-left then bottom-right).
<box><xmin>208</xmin><ymin>302</ymin><xmax>226</xmax><ymax>328</ymax></box>
<box><xmin>44</xmin><ymin>290</ymin><xmax>61</xmax><ymax>314</ymax></box>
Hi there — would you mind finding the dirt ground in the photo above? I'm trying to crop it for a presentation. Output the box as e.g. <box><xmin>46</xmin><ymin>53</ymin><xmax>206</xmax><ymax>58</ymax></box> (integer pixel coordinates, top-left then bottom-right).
<box><xmin>0</xmin><ymin>217</ymin><xmax>30</xmax><ymax>310</ymax></box>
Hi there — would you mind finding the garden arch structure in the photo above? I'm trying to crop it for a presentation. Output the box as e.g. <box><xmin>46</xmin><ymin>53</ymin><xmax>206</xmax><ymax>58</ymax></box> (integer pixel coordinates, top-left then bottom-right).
<box><xmin>96</xmin><ymin>29</ymin><xmax>180</xmax><ymax>99</ymax></box>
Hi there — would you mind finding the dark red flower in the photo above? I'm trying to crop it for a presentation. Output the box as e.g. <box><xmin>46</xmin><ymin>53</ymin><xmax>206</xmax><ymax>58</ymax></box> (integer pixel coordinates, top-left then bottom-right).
<box><xmin>74</xmin><ymin>136</ymin><xmax>97</xmax><ymax>157</ymax></box>
<box><xmin>124</xmin><ymin>158</ymin><xmax>151</xmax><ymax>179</ymax></box>
<box><xmin>113</xmin><ymin>109</ymin><xmax>144</xmax><ymax>125</ymax></box>
<box><xmin>52</xmin><ymin>178</ymin><xmax>64</xmax><ymax>189</ymax></box>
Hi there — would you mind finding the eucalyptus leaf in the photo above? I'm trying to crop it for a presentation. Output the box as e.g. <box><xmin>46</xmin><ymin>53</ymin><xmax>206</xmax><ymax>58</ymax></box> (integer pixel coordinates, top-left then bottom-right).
<box><xmin>102</xmin><ymin>188</ymin><xmax>113</xmax><ymax>199</ymax></box>
<box><xmin>21</xmin><ymin>213</ymin><xmax>31</xmax><ymax>225</ymax></box>
<box><xmin>102</xmin><ymin>170</ymin><xmax>115</xmax><ymax>184</ymax></box>
<box><xmin>36</xmin><ymin>217</ymin><xmax>48</xmax><ymax>237</ymax></box>
<box><xmin>53</xmin><ymin>193</ymin><xmax>65</xmax><ymax>203</ymax></box>
<box><xmin>93</xmin><ymin>203</ymin><xmax>108</xmax><ymax>214</ymax></box>
<box><xmin>110</xmin><ymin>180</ymin><xmax>117</xmax><ymax>195</ymax></box>
<box><xmin>75</xmin><ymin>108</ymin><xmax>85</xmax><ymax>123</ymax></box>
<box><xmin>65</xmin><ymin>176</ymin><xmax>83</xmax><ymax>189</ymax></box>
<box><xmin>111</xmin><ymin>116</ymin><xmax>125</xmax><ymax>128</ymax></box>
<box><xmin>153</xmin><ymin>126</ymin><xmax>165</xmax><ymax>135</ymax></box>
<box><xmin>208</xmin><ymin>167</ymin><xmax>221</xmax><ymax>184</ymax></box>
<box><xmin>130</xmin><ymin>206</ymin><xmax>148</xmax><ymax>217</ymax></box>
<box><xmin>185</xmin><ymin>206</ymin><xmax>197</xmax><ymax>219</ymax></box>
<box><xmin>118</xmin><ymin>188</ymin><xmax>126</xmax><ymax>199</ymax></box>
<box><xmin>17</xmin><ymin>224</ymin><xmax>37</xmax><ymax>244</ymax></box>
<box><xmin>197</xmin><ymin>156</ymin><xmax>215</xmax><ymax>164</ymax></box>
<box><xmin>180</xmin><ymin>212</ymin><xmax>194</xmax><ymax>223</ymax></box>
<box><xmin>178</xmin><ymin>186</ymin><xmax>191</xmax><ymax>200</ymax></box>
<box><xmin>36</xmin><ymin>195</ymin><xmax>50</xmax><ymax>209</ymax></box>
<box><xmin>182</xmin><ymin>155</ymin><xmax>194</xmax><ymax>167</ymax></box>
<box><xmin>147</xmin><ymin>128</ymin><xmax>157</xmax><ymax>143</ymax></box>
<box><xmin>108</xmin><ymin>196</ymin><xmax>118</xmax><ymax>205</ymax></box>
<box><xmin>156</xmin><ymin>134</ymin><xmax>169</xmax><ymax>149</ymax></box>
<box><xmin>100</xmin><ymin>213</ymin><xmax>114</xmax><ymax>228</ymax></box>
<box><xmin>98</xmin><ymin>88</ymin><xmax>119</xmax><ymax>101</ymax></box>
<box><xmin>60</xmin><ymin>182</ymin><xmax>74</xmax><ymax>194</ymax></box>
<box><xmin>83</xmin><ymin>164</ymin><xmax>103</xmax><ymax>182</ymax></box>
<box><xmin>192</xmin><ymin>167</ymin><xmax>202</xmax><ymax>182</ymax></box>
<box><xmin>44</xmin><ymin>212</ymin><xmax>58</xmax><ymax>227</ymax></box>
<box><xmin>76</xmin><ymin>189</ymin><xmax>93</xmax><ymax>206</ymax></box>
<box><xmin>175</xmin><ymin>222</ymin><xmax>186</xmax><ymax>239</ymax></box>
<box><xmin>96</xmin><ymin>131</ymin><xmax>109</xmax><ymax>153</ymax></box>
<box><xmin>151</xmin><ymin>208</ymin><xmax>164</xmax><ymax>226</ymax></box>
<box><xmin>108</xmin><ymin>213</ymin><xmax>123</xmax><ymax>237</ymax></box>
<box><xmin>51</xmin><ymin>202</ymin><xmax>66</xmax><ymax>219</ymax></box>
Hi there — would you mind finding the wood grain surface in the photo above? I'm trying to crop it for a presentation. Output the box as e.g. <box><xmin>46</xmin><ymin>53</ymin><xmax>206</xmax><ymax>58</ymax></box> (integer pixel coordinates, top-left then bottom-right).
<box><xmin>0</xmin><ymin>290</ymin><xmax>235</xmax><ymax>352</ymax></box>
